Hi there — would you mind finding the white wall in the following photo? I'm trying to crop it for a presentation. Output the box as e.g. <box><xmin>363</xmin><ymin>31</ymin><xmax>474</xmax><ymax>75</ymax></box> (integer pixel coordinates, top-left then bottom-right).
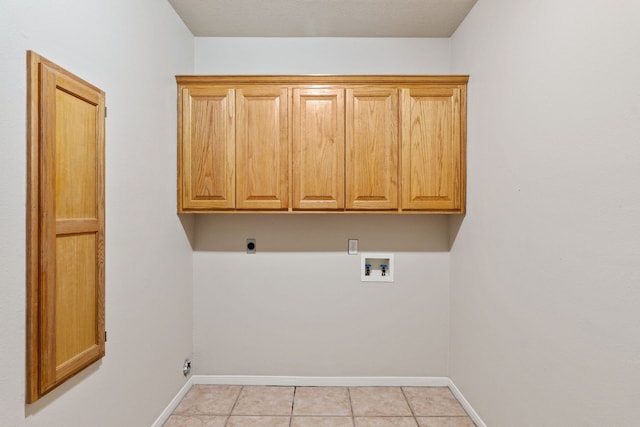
<box><xmin>195</xmin><ymin>37</ymin><xmax>451</xmax><ymax>74</ymax></box>
<box><xmin>449</xmin><ymin>1</ymin><xmax>640</xmax><ymax>426</ymax></box>
<box><xmin>194</xmin><ymin>215</ymin><xmax>450</xmax><ymax>376</ymax></box>
<box><xmin>193</xmin><ymin>38</ymin><xmax>453</xmax><ymax>376</ymax></box>
<box><xmin>0</xmin><ymin>1</ymin><xmax>194</xmax><ymax>426</ymax></box>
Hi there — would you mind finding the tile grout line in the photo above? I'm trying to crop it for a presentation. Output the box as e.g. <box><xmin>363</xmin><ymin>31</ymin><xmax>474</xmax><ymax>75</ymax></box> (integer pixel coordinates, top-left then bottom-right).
<box><xmin>289</xmin><ymin>386</ymin><xmax>296</xmax><ymax>427</ymax></box>
<box><xmin>400</xmin><ymin>386</ymin><xmax>419</xmax><ymax>426</ymax></box>
<box><xmin>347</xmin><ymin>386</ymin><xmax>355</xmax><ymax>426</ymax></box>
<box><xmin>224</xmin><ymin>385</ymin><xmax>244</xmax><ymax>427</ymax></box>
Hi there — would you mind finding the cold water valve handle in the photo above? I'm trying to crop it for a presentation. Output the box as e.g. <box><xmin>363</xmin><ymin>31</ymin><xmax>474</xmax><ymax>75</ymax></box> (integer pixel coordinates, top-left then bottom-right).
<box><xmin>380</xmin><ymin>264</ymin><xmax>388</xmax><ymax>276</ymax></box>
<box><xmin>365</xmin><ymin>263</ymin><xmax>372</xmax><ymax>276</ymax></box>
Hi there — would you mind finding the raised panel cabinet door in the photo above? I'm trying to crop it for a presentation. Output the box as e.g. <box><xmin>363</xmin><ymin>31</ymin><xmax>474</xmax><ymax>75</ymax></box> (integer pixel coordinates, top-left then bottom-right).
<box><xmin>292</xmin><ymin>88</ymin><xmax>345</xmax><ymax>210</ymax></box>
<box><xmin>236</xmin><ymin>86</ymin><xmax>289</xmax><ymax>209</ymax></box>
<box><xmin>27</xmin><ymin>52</ymin><xmax>105</xmax><ymax>401</ymax></box>
<box><xmin>346</xmin><ymin>88</ymin><xmax>398</xmax><ymax>210</ymax></box>
<box><xmin>179</xmin><ymin>86</ymin><xmax>235</xmax><ymax>210</ymax></box>
<box><xmin>400</xmin><ymin>87</ymin><xmax>465</xmax><ymax>211</ymax></box>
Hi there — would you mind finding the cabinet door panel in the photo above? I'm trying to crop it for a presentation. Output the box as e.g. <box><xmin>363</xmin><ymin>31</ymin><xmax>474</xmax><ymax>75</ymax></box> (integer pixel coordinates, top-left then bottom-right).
<box><xmin>346</xmin><ymin>88</ymin><xmax>398</xmax><ymax>210</ymax></box>
<box><xmin>180</xmin><ymin>87</ymin><xmax>235</xmax><ymax>210</ymax></box>
<box><xmin>293</xmin><ymin>88</ymin><xmax>344</xmax><ymax>209</ymax></box>
<box><xmin>54</xmin><ymin>234</ymin><xmax>98</xmax><ymax>371</ymax></box>
<box><xmin>400</xmin><ymin>87</ymin><xmax>463</xmax><ymax>211</ymax></box>
<box><xmin>236</xmin><ymin>87</ymin><xmax>289</xmax><ymax>209</ymax></box>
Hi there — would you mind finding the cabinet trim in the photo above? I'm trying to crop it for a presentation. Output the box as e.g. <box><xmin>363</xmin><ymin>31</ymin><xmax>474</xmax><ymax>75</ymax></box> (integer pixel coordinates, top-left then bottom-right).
<box><xmin>177</xmin><ymin>75</ymin><xmax>469</xmax><ymax>86</ymax></box>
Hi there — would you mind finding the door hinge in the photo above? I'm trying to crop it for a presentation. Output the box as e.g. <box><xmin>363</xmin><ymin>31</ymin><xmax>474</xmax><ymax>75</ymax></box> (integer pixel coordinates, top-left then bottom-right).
<box><xmin>105</xmin><ymin>106</ymin><xmax>108</xmax><ymax>118</ymax></box>
<box><xmin>104</xmin><ymin>331</ymin><xmax>107</xmax><ymax>342</ymax></box>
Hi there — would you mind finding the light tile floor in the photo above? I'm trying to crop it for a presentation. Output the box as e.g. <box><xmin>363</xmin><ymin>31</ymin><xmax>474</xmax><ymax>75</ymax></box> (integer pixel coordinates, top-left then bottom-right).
<box><xmin>164</xmin><ymin>385</ymin><xmax>476</xmax><ymax>427</ymax></box>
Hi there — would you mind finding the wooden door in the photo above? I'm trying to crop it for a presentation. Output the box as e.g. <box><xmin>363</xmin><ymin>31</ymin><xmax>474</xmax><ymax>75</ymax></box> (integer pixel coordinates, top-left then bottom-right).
<box><xmin>27</xmin><ymin>52</ymin><xmax>106</xmax><ymax>402</ymax></box>
<box><xmin>400</xmin><ymin>87</ymin><xmax>464</xmax><ymax>211</ymax></box>
<box><xmin>236</xmin><ymin>87</ymin><xmax>289</xmax><ymax>209</ymax></box>
<box><xmin>292</xmin><ymin>88</ymin><xmax>345</xmax><ymax>210</ymax></box>
<box><xmin>179</xmin><ymin>86</ymin><xmax>235</xmax><ymax>210</ymax></box>
<box><xmin>345</xmin><ymin>88</ymin><xmax>398</xmax><ymax>210</ymax></box>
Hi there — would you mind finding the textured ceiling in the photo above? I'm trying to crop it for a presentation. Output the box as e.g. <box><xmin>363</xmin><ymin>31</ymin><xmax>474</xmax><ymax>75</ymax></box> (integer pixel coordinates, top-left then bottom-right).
<box><xmin>168</xmin><ymin>0</ymin><xmax>478</xmax><ymax>37</ymax></box>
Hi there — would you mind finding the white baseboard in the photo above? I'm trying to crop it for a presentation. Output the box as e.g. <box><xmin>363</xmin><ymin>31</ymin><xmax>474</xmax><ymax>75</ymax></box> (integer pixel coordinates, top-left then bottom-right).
<box><xmin>447</xmin><ymin>378</ymin><xmax>487</xmax><ymax>427</ymax></box>
<box><xmin>151</xmin><ymin>377</ymin><xmax>194</xmax><ymax>427</ymax></box>
<box><xmin>152</xmin><ymin>375</ymin><xmax>485</xmax><ymax>427</ymax></box>
<box><xmin>192</xmin><ymin>375</ymin><xmax>450</xmax><ymax>387</ymax></box>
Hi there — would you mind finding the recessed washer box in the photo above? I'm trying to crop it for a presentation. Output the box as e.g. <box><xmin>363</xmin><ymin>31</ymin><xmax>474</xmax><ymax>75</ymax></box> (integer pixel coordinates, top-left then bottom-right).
<box><xmin>361</xmin><ymin>253</ymin><xmax>394</xmax><ymax>282</ymax></box>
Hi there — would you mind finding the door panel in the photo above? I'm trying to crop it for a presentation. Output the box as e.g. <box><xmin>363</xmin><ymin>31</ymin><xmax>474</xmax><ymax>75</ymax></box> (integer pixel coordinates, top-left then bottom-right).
<box><xmin>293</xmin><ymin>88</ymin><xmax>344</xmax><ymax>209</ymax></box>
<box><xmin>236</xmin><ymin>87</ymin><xmax>289</xmax><ymax>209</ymax></box>
<box><xmin>55</xmin><ymin>234</ymin><xmax>98</xmax><ymax>367</ymax></box>
<box><xmin>181</xmin><ymin>87</ymin><xmax>235</xmax><ymax>210</ymax></box>
<box><xmin>346</xmin><ymin>88</ymin><xmax>398</xmax><ymax>210</ymax></box>
<box><xmin>55</xmin><ymin>89</ymin><xmax>97</xmax><ymax>218</ymax></box>
<box><xmin>400</xmin><ymin>87</ymin><xmax>463</xmax><ymax>210</ymax></box>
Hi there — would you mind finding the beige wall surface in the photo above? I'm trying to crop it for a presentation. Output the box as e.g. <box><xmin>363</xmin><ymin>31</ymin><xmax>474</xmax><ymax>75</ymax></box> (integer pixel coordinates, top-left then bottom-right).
<box><xmin>194</xmin><ymin>215</ymin><xmax>451</xmax><ymax>376</ymax></box>
<box><xmin>0</xmin><ymin>1</ymin><xmax>195</xmax><ymax>426</ymax></box>
<box><xmin>192</xmin><ymin>38</ymin><xmax>455</xmax><ymax>377</ymax></box>
<box><xmin>449</xmin><ymin>0</ymin><xmax>640</xmax><ymax>426</ymax></box>
<box><xmin>195</xmin><ymin>37</ymin><xmax>452</xmax><ymax>75</ymax></box>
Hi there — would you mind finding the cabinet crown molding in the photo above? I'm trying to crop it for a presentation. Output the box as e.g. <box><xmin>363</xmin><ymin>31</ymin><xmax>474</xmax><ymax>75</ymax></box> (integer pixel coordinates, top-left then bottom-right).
<box><xmin>176</xmin><ymin>75</ymin><xmax>469</xmax><ymax>86</ymax></box>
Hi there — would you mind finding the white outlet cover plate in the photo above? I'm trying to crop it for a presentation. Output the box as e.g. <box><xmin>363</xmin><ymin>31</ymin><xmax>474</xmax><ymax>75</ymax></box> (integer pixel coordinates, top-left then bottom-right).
<box><xmin>348</xmin><ymin>239</ymin><xmax>358</xmax><ymax>255</ymax></box>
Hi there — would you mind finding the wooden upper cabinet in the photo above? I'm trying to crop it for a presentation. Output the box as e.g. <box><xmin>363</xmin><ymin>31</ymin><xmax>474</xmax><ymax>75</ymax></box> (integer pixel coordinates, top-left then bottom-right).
<box><xmin>236</xmin><ymin>87</ymin><xmax>289</xmax><ymax>210</ymax></box>
<box><xmin>346</xmin><ymin>88</ymin><xmax>398</xmax><ymax>210</ymax></box>
<box><xmin>179</xmin><ymin>86</ymin><xmax>235</xmax><ymax>210</ymax></box>
<box><xmin>176</xmin><ymin>75</ymin><xmax>467</xmax><ymax>214</ymax></box>
<box><xmin>292</xmin><ymin>88</ymin><xmax>345</xmax><ymax>210</ymax></box>
<box><xmin>400</xmin><ymin>87</ymin><xmax>465</xmax><ymax>212</ymax></box>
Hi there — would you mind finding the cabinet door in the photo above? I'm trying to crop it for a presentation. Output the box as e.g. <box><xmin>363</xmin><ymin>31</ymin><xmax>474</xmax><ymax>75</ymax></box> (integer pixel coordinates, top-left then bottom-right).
<box><xmin>400</xmin><ymin>87</ymin><xmax>464</xmax><ymax>211</ymax></box>
<box><xmin>236</xmin><ymin>87</ymin><xmax>289</xmax><ymax>209</ymax></box>
<box><xmin>292</xmin><ymin>88</ymin><xmax>344</xmax><ymax>210</ymax></box>
<box><xmin>27</xmin><ymin>52</ymin><xmax>105</xmax><ymax>401</ymax></box>
<box><xmin>180</xmin><ymin>87</ymin><xmax>235</xmax><ymax>210</ymax></box>
<box><xmin>346</xmin><ymin>88</ymin><xmax>398</xmax><ymax>210</ymax></box>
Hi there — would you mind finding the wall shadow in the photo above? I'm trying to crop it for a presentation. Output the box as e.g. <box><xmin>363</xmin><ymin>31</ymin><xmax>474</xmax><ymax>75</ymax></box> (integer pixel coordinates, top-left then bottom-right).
<box><xmin>24</xmin><ymin>362</ymin><xmax>101</xmax><ymax>417</ymax></box>
<box><xmin>194</xmin><ymin>214</ymin><xmax>452</xmax><ymax>253</ymax></box>
<box><xmin>448</xmin><ymin>213</ymin><xmax>466</xmax><ymax>250</ymax></box>
<box><xmin>178</xmin><ymin>213</ymin><xmax>196</xmax><ymax>250</ymax></box>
